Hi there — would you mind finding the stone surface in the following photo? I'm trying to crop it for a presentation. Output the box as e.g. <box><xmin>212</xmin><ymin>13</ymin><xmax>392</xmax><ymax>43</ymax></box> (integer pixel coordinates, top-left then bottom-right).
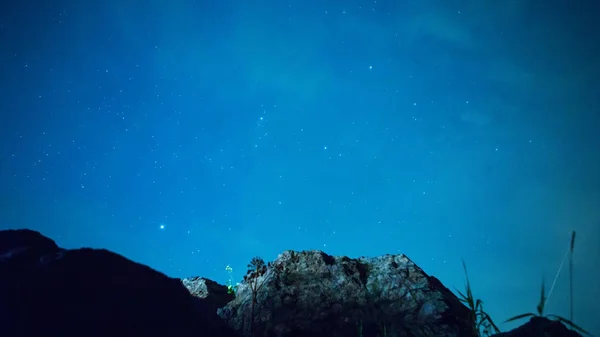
<box><xmin>0</xmin><ymin>229</ymin><xmax>236</xmax><ymax>337</ymax></box>
<box><xmin>217</xmin><ymin>250</ymin><xmax>477</xmax><ymax>337</ymax></box>
<box><xmin>182</xmin><ymin>276</ymin><xmax>235</xmax><ymax>315</ymax></box>
<box><xmin>3</xmin><ymin>228</ymin><xmax>583</xmax><ymax>337</ymax></box>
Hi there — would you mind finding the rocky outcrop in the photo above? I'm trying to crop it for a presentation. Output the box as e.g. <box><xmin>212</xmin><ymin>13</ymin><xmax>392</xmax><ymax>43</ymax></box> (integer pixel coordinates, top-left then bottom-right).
<box><xmin>0</xmin><ymin>229</ymin><xmax>237</xmax><ymax>337</ymax></box>
<box><xmin>215</xmin><ymin>250</ymin><xmax>476</xmax><ymax>337</ymax></box>
<box><xmin>182</xmin><ymin>276</ymin><xmax>235</xmax><ymax>316</ymax></box>
<box><xmin>1</xmin><ymin>229</ymin><xmax>584</xmax><ymax>337</ymax></box>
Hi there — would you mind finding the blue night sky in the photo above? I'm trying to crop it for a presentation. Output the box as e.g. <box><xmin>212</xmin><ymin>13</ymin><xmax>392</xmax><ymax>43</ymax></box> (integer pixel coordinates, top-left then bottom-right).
<box><xmin>1</xmin><ymin>0</ymin><xmax>598</xmax><ymax>334</ymax></box>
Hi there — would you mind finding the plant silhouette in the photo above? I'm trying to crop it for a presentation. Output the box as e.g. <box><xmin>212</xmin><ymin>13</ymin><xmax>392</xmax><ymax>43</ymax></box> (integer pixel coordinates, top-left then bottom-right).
<box><xmin>505</xmin><ymin>231</ymin><xmax>590</xmax><ymax>336</ymax></box>
<box><xmin>244</xmin><ymin>256</ymin><xmax>268</xmax><ymax>337</ymax></box>
<box><xmin>455</xmin><ymin>260</ymin><xmax>500</xmax><ymax>337</ymax></box>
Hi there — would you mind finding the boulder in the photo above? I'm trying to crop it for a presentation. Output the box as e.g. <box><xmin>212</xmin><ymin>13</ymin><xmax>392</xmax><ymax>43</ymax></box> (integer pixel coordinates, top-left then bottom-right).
<box><xmin>182</xmin><ymin>276</ymin><xmax>235</xmax><ymax>315</ymax></box>
<box><xmin>216</xmin><ymin>250</ymin><xmax>477</xmax><ymax>337</ymax></box>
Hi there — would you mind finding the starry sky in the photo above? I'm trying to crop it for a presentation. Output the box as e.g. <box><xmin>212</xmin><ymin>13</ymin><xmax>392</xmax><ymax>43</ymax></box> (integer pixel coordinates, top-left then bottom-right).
<box><xmin>1</xmin><ymin>0</ymin><xmax>599</xmax><ymax>334</ymax></box>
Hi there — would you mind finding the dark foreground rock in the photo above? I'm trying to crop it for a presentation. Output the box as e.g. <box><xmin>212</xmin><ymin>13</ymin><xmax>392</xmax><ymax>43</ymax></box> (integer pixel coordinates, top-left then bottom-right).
<box><xmin>0</xmin><ymin>229</ymin><xmax>236</xmax><ymax>337</ymax></box>
<box><xmin>491</xmin><ymin>316</ymin><xmax>585</xmax><ymax>337</ymax></box>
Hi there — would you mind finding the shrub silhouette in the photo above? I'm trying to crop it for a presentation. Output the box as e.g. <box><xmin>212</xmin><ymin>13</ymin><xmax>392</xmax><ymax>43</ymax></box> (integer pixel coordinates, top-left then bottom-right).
<box><xmin>455</xmin><ymin>260</ymin><xmax>500</xmax><ymax>337</ymax></box>
<box><xmin>505</xmin><ymin>231</ymin><xmax>590</xmax><ymax>336</ymax></box>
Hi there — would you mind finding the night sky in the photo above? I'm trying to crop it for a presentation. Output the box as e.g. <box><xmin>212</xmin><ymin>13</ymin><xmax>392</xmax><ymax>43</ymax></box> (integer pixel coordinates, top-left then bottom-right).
<box><xmin>1</xmin><ymin>0</ymin><xmax>598</xmax><ymax>334</ymax></box>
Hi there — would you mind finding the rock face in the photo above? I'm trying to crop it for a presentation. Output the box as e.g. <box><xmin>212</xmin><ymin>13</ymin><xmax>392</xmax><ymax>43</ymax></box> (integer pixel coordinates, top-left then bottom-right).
<box><xmin>216</xmin><ymin>250</ymin><xmax>477</xmax><ymax>337</ymax></box>
<box><xmin>0</xmin><ymin>229</ymin><xmax>236</xmax><ymax>337</ymax></box>
<box><xmin>182</xmin><ymin>276</ymin><xmax>235</xmax><ymax>315</ymax></box>
<box><xmin>2</xmin><ymin>229</ymin><xmax>583</xmax><ymax>337</ymax></box>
